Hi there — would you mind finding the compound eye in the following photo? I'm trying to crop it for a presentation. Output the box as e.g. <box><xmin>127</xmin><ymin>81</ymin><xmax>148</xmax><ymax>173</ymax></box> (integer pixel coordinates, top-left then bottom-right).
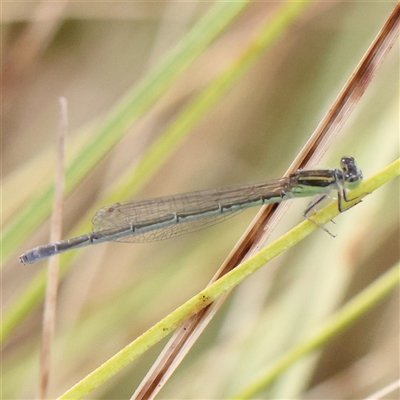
<box><xmin>345</xmin><ymin>172</ymin><xmax>356</xmax><ymax>182</ymax></box>
<box><xmin>340</xmin><ymin>156</ymin><xmax>355</xmax><ymax>170</ymax></box>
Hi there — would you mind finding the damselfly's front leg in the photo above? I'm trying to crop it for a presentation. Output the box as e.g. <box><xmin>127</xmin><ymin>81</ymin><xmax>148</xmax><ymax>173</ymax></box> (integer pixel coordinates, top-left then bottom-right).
<box><xmin>303</xmin><ymin>193</ymin><xmax>336</xmax><ymax>237</ymax></box>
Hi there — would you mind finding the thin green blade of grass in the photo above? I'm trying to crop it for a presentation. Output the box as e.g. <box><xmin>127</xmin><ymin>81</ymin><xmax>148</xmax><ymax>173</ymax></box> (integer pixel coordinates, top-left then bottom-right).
<box><xmin>75</xmin><ymin>1</ymin><xmax>312</xmax><ymax>211</ymax></box>
<box><xmin>232</xmin><ymin>260</ymin><xmax>400</xmax><ymax>399</ymax></box>
<box><xmin>3</xmin><ymin>1</ymin><xmax>251</xmax><ymax>262</ymax></box>
<box><xmin>2</xmin><ymin>2</ymin><xmax>310</xmax><ymax>342</ymax></box>
<box><xmin>58</xmin><ymin>159</ymin><xmax>399</xmax><ymax>399</ymax></box>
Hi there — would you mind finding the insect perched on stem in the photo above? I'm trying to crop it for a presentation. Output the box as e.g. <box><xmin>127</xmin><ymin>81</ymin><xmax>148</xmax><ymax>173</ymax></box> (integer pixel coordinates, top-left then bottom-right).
<box><xmin>19</xmin><ymin>156</ymin><xmax>362</xmax><ymax>264</ymax></box>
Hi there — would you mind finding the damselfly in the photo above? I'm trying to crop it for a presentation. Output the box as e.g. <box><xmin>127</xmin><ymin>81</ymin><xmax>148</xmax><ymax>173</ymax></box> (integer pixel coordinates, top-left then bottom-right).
<box><xmin>19</xmin><ymin>156</ymin><xmax>362</xmax><ymax>264</ymax></box>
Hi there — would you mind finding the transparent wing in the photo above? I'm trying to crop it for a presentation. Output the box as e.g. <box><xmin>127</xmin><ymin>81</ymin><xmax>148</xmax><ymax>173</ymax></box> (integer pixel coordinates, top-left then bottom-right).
<box><xmin>115</xmin><ymin>210</ymin><xmax>243</xmax><ymax>243</ymax></box>
<box><xmin>91</xmin><ymin>178</ymin><xmax>288</xmax><ymax>243</ymax></box>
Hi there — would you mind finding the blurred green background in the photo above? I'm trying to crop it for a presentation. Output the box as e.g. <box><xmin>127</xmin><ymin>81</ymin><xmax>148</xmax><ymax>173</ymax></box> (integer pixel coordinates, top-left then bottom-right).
<box><xmin>2</xmin><ymin>2</ymin><xmax>399</xmax><ymax>399</ymax></box>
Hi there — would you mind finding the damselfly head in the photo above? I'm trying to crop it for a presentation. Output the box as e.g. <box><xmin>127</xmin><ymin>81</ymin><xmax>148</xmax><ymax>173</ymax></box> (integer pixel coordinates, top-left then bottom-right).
<box><xmin>340</xmin><ymin>156</ymin><xmax>363</xmax><ymax>187</ymax></box>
